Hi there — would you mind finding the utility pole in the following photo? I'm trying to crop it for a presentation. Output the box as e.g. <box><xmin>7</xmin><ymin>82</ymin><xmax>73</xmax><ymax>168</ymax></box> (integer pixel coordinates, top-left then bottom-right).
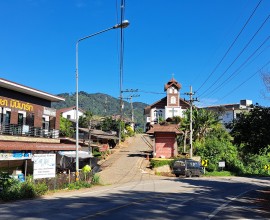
<box><xmin>119</xmin><ymin>89</ymin><xmax>138</xmax><ymax>141</ymax></box>
<box><xmin>122</xmin><ymin>94</ymin><xmax>140</xmax><ymax>130</ymax></box>
<box><xmin>185</xmin><ymin>86</ymin><xmax>198</xmax><ymax>159</ymax></box>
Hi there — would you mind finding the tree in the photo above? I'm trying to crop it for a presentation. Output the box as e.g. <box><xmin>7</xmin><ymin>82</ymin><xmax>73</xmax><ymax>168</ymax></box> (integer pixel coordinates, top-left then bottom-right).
<box><xmin>194</xmin><ymin>127</ymin><xmax>243</xmax><ymax>173</ymax></box>
<box><xmin>230</xmin><ymin>104</ymin><xmax>270</xmax><ymax>155</ymax></box>
<box><xmin>261</xmin><ymin>71</ymin><xmax>270</xmax><ymax>100</ymax></box>
<box><xmin>59</xmin><ymin>116</ymin><xmax>74</xmax><ymax>137</ymax></box>
<box><xmin>181</xmin><ymin>108</ymin><xmax>220</xmax><ymax>143</ymax></box>
<box><xmin>100</xmin><ymin>117</ymin><xmax>119</xmax><ymax>132</ymax></box>
<box><xmin>79</xmin><ymin>111</ymin><xmax>93</xmax><ymax>155</ymax></box>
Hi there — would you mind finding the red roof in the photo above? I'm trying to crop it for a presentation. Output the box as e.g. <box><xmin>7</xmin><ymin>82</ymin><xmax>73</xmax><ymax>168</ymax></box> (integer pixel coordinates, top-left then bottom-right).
<box><xmin>164</xmin><ymin>78</ymin><xmax>182</xmax><ymax>91</ymax></box>
<box><xmin>0</xmin><ymin>141</ymin><xmax>79</xmax><ymax>151</ymax></box>
<box><xmin>146</xmin><ymin>124</ymin><xmax>182</xmax><ymax>134</ymax></box>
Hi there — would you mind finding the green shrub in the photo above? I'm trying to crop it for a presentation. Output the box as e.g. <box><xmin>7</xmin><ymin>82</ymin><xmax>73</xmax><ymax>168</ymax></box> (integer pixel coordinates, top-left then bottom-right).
<box><xmin>91</xmin><ymin>174</ymin><xmax>100</xmax><ymax>185</ymax></box>
<box><xmin>150</xmin><ymin>159</ymin><xmax>174</xmax><ymax>168</ymax></box>
<box><xmin>242</xmin><ymin>154</ymin><xmax>269</xmax><ymax>176</ymax></box>
<box><xmin>0</xmin><ymin>179</ymin><xmax>22</xmax><ymax>201</ymax></box>
<box><xmin>67</xmin><ymin>181</ymin><xmax>92</xmax><ymax>190</ymax></box>
<box><xmin>20</xmin><ymin>182</ymin><xmax>35</xmax><ymax>198</ymax></box>
<box><xmin>33</xmin><ymin>182</ymin><xmax>48</xmax><ymax>196</ymax></box>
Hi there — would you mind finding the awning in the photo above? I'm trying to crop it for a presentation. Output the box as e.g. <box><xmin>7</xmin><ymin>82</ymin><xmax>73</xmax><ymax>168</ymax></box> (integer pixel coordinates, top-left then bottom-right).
<box><xmin>58</xmin><ymin>151</ymin><xmax>93</xmax><ymax>159</ymax></box>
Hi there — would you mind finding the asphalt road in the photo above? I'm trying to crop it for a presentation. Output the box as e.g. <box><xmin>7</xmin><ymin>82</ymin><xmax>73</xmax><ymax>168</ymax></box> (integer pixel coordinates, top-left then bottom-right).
<box><xmin>1</xmin><ymin>134</ymin><xmax>270</xmax><ymax>220</ymax></box>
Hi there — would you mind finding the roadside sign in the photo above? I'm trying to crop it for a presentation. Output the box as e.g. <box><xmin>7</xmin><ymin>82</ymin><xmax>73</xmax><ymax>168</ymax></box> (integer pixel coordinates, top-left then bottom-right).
<box><xmin>219</xmin><ymin>161</ymin><xmax>225</xmax><ymax>168</ymax></box>
<box><xmin>33</xmin><ymin>154</ymin><xmax>56</xmax><ymax>179</ymax></box>
<box><xmin>264</xmin><ymin>165</ymin><xmax>270</xmax><ymax>170</ymax></box>
<box><xmin>201</xmin><ymin>159</ymin><xmax>208</xmax><ymax>167</ymax></box>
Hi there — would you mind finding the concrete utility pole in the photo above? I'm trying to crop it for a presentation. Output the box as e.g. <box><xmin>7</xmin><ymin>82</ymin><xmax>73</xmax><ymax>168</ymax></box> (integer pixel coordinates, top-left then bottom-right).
<box><xmin>185</xmin><ymin>86</ymin><xmax>198</xmax><ymax>159</ymax></box>
<box><xmin>119</xmin><ymin>89</ymin><xmax>138</xmax><ymax>142</ymax></box>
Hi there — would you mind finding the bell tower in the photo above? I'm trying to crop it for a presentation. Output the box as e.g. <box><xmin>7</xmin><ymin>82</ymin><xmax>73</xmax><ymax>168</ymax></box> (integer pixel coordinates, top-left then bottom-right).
<box><xmin>164</xmin><ymin>77</ymin><xmax>181</xmax><ymax>107</ymax></box>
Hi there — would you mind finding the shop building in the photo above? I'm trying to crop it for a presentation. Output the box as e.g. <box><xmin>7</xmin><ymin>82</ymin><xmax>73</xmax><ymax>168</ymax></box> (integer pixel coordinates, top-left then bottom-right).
<box><xmin>0</xmin><ymin>78</ymin><xmax>76</xmax><ymax>177</ymax></box>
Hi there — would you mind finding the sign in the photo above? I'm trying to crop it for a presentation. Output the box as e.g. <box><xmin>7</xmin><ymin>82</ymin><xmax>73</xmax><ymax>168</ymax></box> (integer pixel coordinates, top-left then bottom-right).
<box><xmin>33</xmin><ymin>154</ymin><xmax>56</xmax><ymax>179</ymax></box>
<box><xmin>0</xmin><ymin>151</ymin><xmax>32</xmax><ymax>161</ymax></box>
<box><xmin>219</xmin><ymin>161</ymin><xmax>225</xmax><ymax>168</ymax></box>
<box><xmin>264</xmin><ymin>165</ymin><xmax>270</xmax><ymax>170</ymax></box>
<box><xmin>0</xmin><ymin>97</ymin><xmax>33</xmax><ymax>111</ymax></box>
<box><xmin>201</xmin><ymin>159</ymin><xmax>208</xmax><ymax>167</ymax></box>
<box><xmin>43</xmin><ymin>107</ymin><xmax>56</xmax><ymax>117</ymax></box>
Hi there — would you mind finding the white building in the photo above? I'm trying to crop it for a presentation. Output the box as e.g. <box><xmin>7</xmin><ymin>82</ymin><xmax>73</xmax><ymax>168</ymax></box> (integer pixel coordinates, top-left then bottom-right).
<box><xmin>57</xmin><ymin>106</ymin><xmax>85</xmax><ymax>122</ymax></box>
<box><xmin>202</xmin><ymin>100</ymin><xmax>253</xmax><ymax>127</ymax></box>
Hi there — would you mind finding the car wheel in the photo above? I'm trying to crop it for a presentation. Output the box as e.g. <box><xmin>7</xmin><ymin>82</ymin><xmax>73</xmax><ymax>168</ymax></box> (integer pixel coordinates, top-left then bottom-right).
<box><xmin>175</xmin><ymin>174</ymin><xmax>180</xmax><ymax>177</ymax></box>
<box><xmin>186</xmin><ymin>171</ymin><xmax>192</xmax><ymax>178</ymax></box>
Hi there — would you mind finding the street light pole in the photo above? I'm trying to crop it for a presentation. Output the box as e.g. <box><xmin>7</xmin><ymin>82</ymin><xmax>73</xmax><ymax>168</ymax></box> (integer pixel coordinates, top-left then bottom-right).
<box><xmin>75</xmin><ymin>20</ymin><xmax>130</xmax><ymax>181</ymax></box>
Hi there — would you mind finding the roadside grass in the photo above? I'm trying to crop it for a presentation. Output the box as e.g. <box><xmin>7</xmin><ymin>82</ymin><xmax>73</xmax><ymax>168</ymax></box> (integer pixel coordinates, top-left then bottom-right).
<box><xmin>204</xmin><ymin>171</ymin><xmax>233</xmax><ymax>177</ymax></box>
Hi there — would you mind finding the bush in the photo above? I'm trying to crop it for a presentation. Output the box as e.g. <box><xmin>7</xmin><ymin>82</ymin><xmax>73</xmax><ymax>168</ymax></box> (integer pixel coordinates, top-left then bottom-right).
<box><xmin>0</xmin><ymin>179</ymin><xmax>22</xmax><ymax>201</ymax></box>
<box><xmin>91</xmin><ymin>174</ymin><xmax>100</xmax><ymax>185</ymax></box>
<box><xmin>33</xmin><ymin>182</ymin><xmax>48</xmax><ymax>197</ymax></box>
<box><xmin>67</xmin><ymin>181</ymin><xmax>92</xmax><ymax>190</ymax></box>
<box><xmin>150</xmin><ymin>158</ymin><xmax>174</xmax><ymax>168</ymax></box>
<box><xmin>242</xmin><ymin>154</ymin><xmax>270</xmax><ymax>176</ymax></box>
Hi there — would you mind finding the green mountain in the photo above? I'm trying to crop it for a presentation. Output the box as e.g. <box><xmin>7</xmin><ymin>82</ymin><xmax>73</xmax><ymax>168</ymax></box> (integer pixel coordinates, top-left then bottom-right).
<box><xmin>52</xmin><ymin>92</ymin><xmax>148</xmax><ymax>129</ymax></box>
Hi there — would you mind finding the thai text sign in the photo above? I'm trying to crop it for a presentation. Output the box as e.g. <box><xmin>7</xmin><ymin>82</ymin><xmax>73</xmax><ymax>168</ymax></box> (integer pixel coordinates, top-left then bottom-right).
<box><xmin>0</xmin><ymin>97</ymin><xmax>33</xmax><ymax>111</ymax></box>
<box><xmin>33</xmin><ymin>154</ymin><xmax>56</xmax><ymax>179</ymax></box>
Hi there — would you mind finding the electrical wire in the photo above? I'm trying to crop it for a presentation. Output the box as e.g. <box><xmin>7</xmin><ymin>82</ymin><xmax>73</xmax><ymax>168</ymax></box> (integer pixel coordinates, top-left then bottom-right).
<box><xmin>199</xmin><ymin>13</ymin><xmax>270</xmax><ymax>98</ymax></box>
<box><xmin>218</xmin><ymin>59</ymin><xmax>270</xmax><ymax>102</ymax></box>
<box><xmin>196</xmin><ymin>0</ymin><xmax>263</xmax><ymax>93</ymax></box>
<box><xmin>202</xmin><ymin>35</ymin><xmax>270</xmax><ymax>98</ymax></box>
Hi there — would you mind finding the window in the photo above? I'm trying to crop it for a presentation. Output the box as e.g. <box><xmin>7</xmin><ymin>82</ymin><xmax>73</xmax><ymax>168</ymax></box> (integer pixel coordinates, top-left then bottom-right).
<box><xmin>18</xmin><ymin>113</ymin><xmax>24</xmax><ymax>126</ymax></box>
<box><xmin>42</xmin><ymin>117</ymin><xmax>49</xmax><ymax>130</ymax></box>
<box><xmin>171</xmin><ymin>96</ymin><xmax>176</xmax><ymax>104</ymax></box>
<box><xmin>67</xmin><ymin>115</ymin><xmax>71</xmax><ymax>119</ymax></box>
<box><xmin>26</xmin><ymin>113</ymin><xmax>34</xmax><ymax>126</ymax></box>
<box><xmin>5</xmin><ymin>111</ymin><xmax>11</xmax><ymax>125</ymax></box>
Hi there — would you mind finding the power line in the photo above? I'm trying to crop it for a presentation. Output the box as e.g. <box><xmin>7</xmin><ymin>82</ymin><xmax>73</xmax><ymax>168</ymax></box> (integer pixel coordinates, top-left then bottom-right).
<box><xmin>202</xmin><ymin>35</ymin><xmax>270</xmax><ymax>98</ymax></box>
<box><xmin>199</xmin><ymin>13</ymin><xmax>270</xmax><ymax>98</ymax></box>
<box><xmin>196</xmin><ymin>0</ymin><xmax>263</xmax><ymax>93</ymax></box>
<box><xmin>217</xmin><ymin>59</ymin><xmax>270</xmax><ymax>102</ymax></box>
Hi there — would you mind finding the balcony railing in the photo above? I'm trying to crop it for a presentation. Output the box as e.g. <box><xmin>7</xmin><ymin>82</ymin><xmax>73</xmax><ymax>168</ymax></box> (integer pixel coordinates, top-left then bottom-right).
<box><xmin>0</xmin><ymin>124</ymin><xmax>59</xmax><ymax>139</ymax></box>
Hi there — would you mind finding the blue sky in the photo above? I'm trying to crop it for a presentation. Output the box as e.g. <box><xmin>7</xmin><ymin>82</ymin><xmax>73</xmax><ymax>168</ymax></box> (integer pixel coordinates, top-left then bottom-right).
<box><xmin>1</xmin><ymin>0</ymin><xmax>270</xmax><ymax>107</ymax></box>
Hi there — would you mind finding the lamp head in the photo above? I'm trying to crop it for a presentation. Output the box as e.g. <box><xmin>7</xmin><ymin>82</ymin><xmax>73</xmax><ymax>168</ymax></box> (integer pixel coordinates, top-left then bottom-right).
<box><xmin>114</xmin><ymin>20</ymin><xmax>130</xmax><ymax>29</ymax></box>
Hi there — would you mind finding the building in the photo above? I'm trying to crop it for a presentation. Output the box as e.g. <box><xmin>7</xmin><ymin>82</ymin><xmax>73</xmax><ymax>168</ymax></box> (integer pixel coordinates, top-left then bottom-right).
<box><xmin>57</xmin><ymin>106</ymin><xmax>85</xmax><ymax>122</ymax></box>
<box><xmin>0</xmin><ymin>78</ymin><xmax>77</xmax><ymax>177</ymax></box>
<box><xmin>146</xmin><ymin>124</ymin><xmax>182</xmax><ymax>158</ymax></box>
<box><xmin>201</xmin><ymin>100</ymin><xmax>253</xmax><ymax>127</ymax></box>
<box><xmin>144</xmin><ymin>78</ymin><xmax>190</xmax><ymax>131</ymax></box>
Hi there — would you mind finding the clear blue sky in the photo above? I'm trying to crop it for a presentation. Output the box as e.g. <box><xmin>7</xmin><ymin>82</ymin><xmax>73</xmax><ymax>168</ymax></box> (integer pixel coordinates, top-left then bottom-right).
<box><xmin>1</xmin><ymin>0</ymin><xmax>270</xmax><ymax>107</ymax></box>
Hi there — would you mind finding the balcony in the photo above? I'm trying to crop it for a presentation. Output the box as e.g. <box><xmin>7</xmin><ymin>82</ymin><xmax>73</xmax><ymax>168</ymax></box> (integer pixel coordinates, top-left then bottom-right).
<box><xmin>0</xmin><ymin>124</ymin><xmax>60</xmax><ymax>143</ymax></box>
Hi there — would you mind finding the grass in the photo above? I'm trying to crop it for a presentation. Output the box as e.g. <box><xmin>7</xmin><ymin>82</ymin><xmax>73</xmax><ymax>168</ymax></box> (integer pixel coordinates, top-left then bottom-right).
<box><xmin>204</xmin><ymin>171</ymin><xmax>233</xmax><ymax>177</ymax></box>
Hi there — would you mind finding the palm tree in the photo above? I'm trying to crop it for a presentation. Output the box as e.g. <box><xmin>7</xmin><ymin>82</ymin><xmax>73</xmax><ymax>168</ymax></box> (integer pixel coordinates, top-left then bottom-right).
<box><xmin>181</xmin><ymin>108</ymin><xmax>220</xmax><ymax>151</ymax></box>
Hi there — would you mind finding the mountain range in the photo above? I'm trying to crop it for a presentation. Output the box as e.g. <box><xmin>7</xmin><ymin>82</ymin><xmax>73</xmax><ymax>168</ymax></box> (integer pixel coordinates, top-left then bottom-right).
<box><xmin>52</xmin><ymin>91</ymin><xmax>148</xmax><ymax>129</ymax></box>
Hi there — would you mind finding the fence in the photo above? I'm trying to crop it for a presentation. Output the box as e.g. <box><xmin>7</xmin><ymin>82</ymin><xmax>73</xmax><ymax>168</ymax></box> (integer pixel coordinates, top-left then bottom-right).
<box><xmin>0</xmin><ymin>124</ymin><xmax>59</xmax><ymax>139</ymax></box>
<box><xmin>32</xmin><ymin>171</ymin><xmax>95</xmax><ymax>191</ymax></box>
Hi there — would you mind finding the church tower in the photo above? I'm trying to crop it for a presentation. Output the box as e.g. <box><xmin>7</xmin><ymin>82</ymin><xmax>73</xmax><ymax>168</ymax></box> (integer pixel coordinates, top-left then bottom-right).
<box><xmin>164</xmin><ymin>77</ymin><xmax>182</xmax><ymax>118</ymax></box>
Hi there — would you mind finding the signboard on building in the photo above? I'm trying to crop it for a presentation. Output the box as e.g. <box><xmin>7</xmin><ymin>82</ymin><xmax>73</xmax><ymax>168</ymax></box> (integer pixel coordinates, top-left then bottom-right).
<box><xmin>43</xmin><ymin>107</ymin><xmax>56</xmax><ymax>117</ymax></box>
<box><xmin>0</xmin><ymin>151</ymin><xmax>32</xmax><ymax>160</ymax></box>
<box><xmin>33</xmin><ymin>154</ymin><xmax>56</xmax><ymax>179</ymax></box>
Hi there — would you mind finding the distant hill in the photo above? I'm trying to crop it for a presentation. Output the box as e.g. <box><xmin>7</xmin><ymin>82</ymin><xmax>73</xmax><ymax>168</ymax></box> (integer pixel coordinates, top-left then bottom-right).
<box><xmin>52</xmin><ymin>91</ymin><xmax>148</xmax><ymax>129</ymax></box>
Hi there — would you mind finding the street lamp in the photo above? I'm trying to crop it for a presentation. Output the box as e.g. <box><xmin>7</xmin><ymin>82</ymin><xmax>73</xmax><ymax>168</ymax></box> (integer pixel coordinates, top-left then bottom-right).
<box><xmin>75</xmin><ymin>20</ymin><xmax>130</xmax><ymax>181</ymax></box>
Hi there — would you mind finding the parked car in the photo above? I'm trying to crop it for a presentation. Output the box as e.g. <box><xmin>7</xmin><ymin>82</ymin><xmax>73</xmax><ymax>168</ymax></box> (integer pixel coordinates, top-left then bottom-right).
<box><xmin>172</xmin><ymin>159</ymin><xmax>204</xmax><ymax>177</ymax></box>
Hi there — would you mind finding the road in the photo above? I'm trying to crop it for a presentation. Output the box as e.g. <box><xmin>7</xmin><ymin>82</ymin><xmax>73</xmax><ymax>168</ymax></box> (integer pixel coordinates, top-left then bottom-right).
<box><xmin>1</xmin><ymin>134</ymin><xmax>270</xmax><ymax>220</ymax></box>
